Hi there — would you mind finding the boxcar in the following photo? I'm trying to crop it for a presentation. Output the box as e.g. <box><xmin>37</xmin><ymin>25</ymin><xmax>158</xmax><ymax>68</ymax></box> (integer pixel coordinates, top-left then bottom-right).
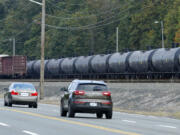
<box><xmin>0</xmin><ymin>56</ymin><xmax>26</xmax><ymax>77</ymax></box>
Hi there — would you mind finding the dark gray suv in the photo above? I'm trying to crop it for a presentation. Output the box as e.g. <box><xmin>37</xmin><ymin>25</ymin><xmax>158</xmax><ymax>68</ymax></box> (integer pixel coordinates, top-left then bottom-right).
<box><xmin>60</xmin><ymin>80</ymin><xmax>113</xmax><ymax>119</ymax></box>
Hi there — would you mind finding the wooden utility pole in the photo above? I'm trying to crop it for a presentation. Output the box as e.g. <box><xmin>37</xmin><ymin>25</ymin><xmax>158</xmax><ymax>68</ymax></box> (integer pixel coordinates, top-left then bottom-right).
<box><xmin>13</xmin><ymin>37</ymin><xmax>15</xmax><ymax>56</ymax></box>
<box><xmin>40</xmin><ymin>0</ymin><xmax>45</xmax><ymax>100</ymax></box>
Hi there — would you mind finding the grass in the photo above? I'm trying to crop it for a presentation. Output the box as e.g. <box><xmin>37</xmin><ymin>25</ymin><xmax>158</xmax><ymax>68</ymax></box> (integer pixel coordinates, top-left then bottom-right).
<box><xmin>0</xmin><ymin>93</ymin><xmax>3</xmax><ymax>98</ymax></box>
<box><xmin>39</xmin><ymin>99</ymin><xmax>59</xmax><ymax>105</ymax></box>
<box><xmin>113</xmin><ymin>108</ymin><xmax>180</xmax><ymax>119</ymax></box>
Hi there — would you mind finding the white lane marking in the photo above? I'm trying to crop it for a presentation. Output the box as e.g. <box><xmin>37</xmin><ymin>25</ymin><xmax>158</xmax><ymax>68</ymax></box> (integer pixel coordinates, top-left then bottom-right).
<box><xmin>122</xmin><ymin>120</ymin><xmax>136</xmax><ymax>123</ymax></box>
<box><xmin>22</xmin><ymin>130</ymin><xmax>39</xmax><ymax>135</ymax></box>
<box><xmin>53</xmin><ymin>109</ymin><xmax>58</xmax><ymax>112</ymax></box>
<box><xmin>0</xmin><ymin>122</ymin><xmax>10</xmax><ymax>127</ymax></box>
<box><xmin>158</xmin><ymin>125</ymin><xmax>177</xmax><ymax>129</ymax></box>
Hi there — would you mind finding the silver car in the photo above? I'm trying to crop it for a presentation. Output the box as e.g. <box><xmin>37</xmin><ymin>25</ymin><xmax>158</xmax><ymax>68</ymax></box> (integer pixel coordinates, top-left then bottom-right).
<box><xmin>4</xmin><ymin>82</ymin><xmax>38</xmax><ymax>108</ymax></box>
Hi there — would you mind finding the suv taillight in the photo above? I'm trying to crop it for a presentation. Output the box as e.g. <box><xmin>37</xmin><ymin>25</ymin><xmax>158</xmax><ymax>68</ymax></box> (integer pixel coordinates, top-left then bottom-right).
<box><xmin>74</xmin><ymin>90</ymin><xmax>85</xmax><ymax>95</ymax></box>
<box><xmin>102</xmin><ymin>91</ymin><xmax>111</xmax><ymax>96</ymax></box>
<box><xmin>11</xmin><ymin>90</ymin><xmax>19</xmax><ymax>95</ymax></box>
<box><xmin>31</xmin><ymin>92</ymin><xmax>38</xmax><ymax>96</ymax></box>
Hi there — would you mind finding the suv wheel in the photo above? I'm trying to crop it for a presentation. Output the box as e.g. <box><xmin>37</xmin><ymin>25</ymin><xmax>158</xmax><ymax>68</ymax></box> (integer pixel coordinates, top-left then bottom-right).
<box><xmin>29</xmin><ymin>104</ymin><xmax>33</xmax><ymax>108</ymax></box>
<box><xmin>105</xmin><ymin>111</ymin><xmax>112</xmax><ymax>119</ymax></box>
<box><xmin>4</xmin><ymin>100</ymin><xmax>7</xmax><ymax>106</ymax></box>
<box><xmin>67</xmin><ymin>104</ymin><xmax>75</xmax><ymax>118</ymax></box>
<box><xmin>96</xmin><ymin>112</ymin><xmax>103</xmax><ymax>118</ymax></box>
<box><xmin>33</xmin><ymin>103</ymin><xmax>38</xmax><ymax>108</ymax></box>
<box><xmin>60</xmin><ymin>102</ymin><xmax>67</xmax><ymax>117</ymax></box>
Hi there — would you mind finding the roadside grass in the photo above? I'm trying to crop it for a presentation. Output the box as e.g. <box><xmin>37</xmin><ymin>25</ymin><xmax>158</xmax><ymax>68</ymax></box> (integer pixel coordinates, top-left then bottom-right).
<box><xmin>113</xmin><ymin>108</ymin><xmax>180</xmax><ymax>120</ymax></box>
<box><xmin>39</xmin><ymin>99</ymin><xmax>59</xmax><ymax>105</ymax></box>
<box><xmin>0</xmin><ymin>94</ymin><xmax>3</xmax><ymax>98</ymax></box>
<box><xmin>172</xmin><ymin>112</ymin><xmax>180</xmax><ymax>119</ymax></box>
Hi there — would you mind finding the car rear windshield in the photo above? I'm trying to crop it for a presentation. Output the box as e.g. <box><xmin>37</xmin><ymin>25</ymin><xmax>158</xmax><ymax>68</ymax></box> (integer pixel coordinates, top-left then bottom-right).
<box><xmin>77</xmin><ymin>83</ymin><xmax>107</xmax><ymax>91</ymax></box>
<box><xmin>13</xmin><ymin>84</ymin><xmax>36</xmax><ymax>91</ymax></box>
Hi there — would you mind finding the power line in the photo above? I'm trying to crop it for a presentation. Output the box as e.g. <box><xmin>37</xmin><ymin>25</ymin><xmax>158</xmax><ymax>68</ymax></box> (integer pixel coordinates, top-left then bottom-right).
<box><xmin>45</xmin><ymin>15</ymin><xmax>126</xmax><ymax>30</ymax></box>
<box><xmin>45</xmin><ymin>4</ymin><xmax>130</xmax><ymax>29</ymax></box>
<box><xmin>44</xmin><ymin>4</ymin><xmax>152</xmax><ymax>31</ymax></box>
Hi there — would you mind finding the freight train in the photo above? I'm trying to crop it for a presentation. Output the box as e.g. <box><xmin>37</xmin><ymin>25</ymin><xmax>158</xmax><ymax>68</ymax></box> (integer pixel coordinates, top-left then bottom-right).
<box><xmin>27</xmin><ymin>47</ymin><xmax>180</xmax><ymax>79</ymax></box>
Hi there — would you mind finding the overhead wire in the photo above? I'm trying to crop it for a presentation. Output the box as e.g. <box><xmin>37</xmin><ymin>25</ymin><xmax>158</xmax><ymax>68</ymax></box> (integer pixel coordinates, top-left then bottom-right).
<box><xmin>45</xmin><ymin>6</ymin><xmax>130</xmax><ymax>29</ymax></box>
<box><xmin>44</xmin><ymin>4</ymin><xmax>152</xmax><ymax>31</ymax></box>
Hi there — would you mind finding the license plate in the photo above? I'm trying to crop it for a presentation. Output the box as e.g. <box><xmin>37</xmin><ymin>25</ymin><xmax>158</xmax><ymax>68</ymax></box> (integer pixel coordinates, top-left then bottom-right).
<box><xmin>20</xmin><ymin>93</ymin><xmax>29</xmax><ymax>96</ymax></box>
<box><xmin>90</xmin><ymin>103</ymin><xmax>97</xmax><ymax>107</ymax></box>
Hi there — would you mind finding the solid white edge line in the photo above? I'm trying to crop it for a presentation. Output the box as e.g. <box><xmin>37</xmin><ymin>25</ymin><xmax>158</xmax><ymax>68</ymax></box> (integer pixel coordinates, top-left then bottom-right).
<box><xmin>158</xmin><ymin>125</ymin><xmax>177</xmax><ymax>129</ymax></box>
<box><xmin>0</xmin><ymin>122</ymin><xmax>10</xmax><ymax>127</ymax></box>
<box><xmin>122</xmin><ymin>120</ymin><xmax>137</xmax><ymax>123</ymax></box>
<box><xmin>22</xmin><ymin>130</ymin><xmax>39</xmax><ymax>135</ymax></box>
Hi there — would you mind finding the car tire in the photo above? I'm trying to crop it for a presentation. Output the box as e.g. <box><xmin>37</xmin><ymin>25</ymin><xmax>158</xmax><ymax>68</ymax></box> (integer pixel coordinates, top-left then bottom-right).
<box><xmin>96</xmin><ymin>112</ymin><xmax>103</xmax><ymax>118</ymax></box>
<box><xmin>67</xmin><ymin>104</ymin><xmax>75</xmax><ymax>118</ymax></box>
<box><xmin>8</xmin><ymin>102</ymin><xmax>12</xmax><ymax>107</ymax></box>
<box><xmin>4</xmin><ymin>100</ymin><xmax>7</xmax><ymax>106</ymax></box>
<box><xmin>8</xmin><ymin>98</ymin><xmax>12</xmax><ymax>107</ymax></box>
<box><xmin>29</xmin><ymin>104</ymin><xmax>33</xmax><ymax>108</ymax></box>
<box><xmin>60</xmin><ymin>103</ymin><xmax>67</xmax><ymax>117</ymax></box>
<box><xmin>105</xmin><ymin>111</ymin><xmax>112</xmax><ymax>119</ymax></box>
<box><xmin>33</xmin><ymin>103</ymin><xmax>38</xmax><ymax>108</ymax></box>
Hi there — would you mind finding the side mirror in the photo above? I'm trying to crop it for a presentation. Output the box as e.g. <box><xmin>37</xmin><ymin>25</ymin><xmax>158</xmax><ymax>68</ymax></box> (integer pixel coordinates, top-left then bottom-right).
<box><xmin>60</xmin><ymin>87</ymin><xmax>68</xmax><ymax>92</ymax></box>
<box><xmin>4</xmin><ymin>88</ymin><xmax>8</xmax><ymax>91</ymax></box>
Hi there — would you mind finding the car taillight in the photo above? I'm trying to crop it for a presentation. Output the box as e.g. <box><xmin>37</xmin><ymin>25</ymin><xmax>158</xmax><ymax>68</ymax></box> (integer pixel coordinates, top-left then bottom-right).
<box><xmin>31</xmin><ymin>92</ymin><xmax>38</xmax><ymax>96</ymax></box>
<box><xmin>102</xmin><ymin>102</ymin><xmax>112</xmax><ymax>105</ymax></box>
<box><xmin>74</xmin><ymin>90</ymin><xmax>85</xmax><ymax>95</ymax></box>
<box><xmin>11</xmin><ymin>90</ymin><xmax>19</xmax><ymax>95</ymax></box>
<box><xmin>102</xmin><ymin>91</ymin><xmax>111</xmax><ymax>96</ymax></box>
<box><xmin>73</xmin><ymin>101</ymin><xmax>86</xmax><ymax>104</ymax></box>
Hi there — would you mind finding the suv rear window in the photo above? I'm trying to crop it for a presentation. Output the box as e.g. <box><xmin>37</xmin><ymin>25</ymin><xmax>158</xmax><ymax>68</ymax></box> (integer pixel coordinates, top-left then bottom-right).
<box><xmin>77</xmin><ymin>83</ymin><xmax>107</xmax><ymax>91</ymax></box>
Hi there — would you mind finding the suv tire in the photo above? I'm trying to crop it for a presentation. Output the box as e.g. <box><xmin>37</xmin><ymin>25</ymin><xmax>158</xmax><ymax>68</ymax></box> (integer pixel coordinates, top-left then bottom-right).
<box><xmin>105</xmin><ymin>111</ymin><xmax>112</xmax><ymax>119</ymax></box>
<box><xmin>67</xmin><ymin>104</ymin><xmax>75</xmax><ymax>118</ymax></box>
<box><xmin>96</xmin><ymin>112</ymin><xmax>103</xmax><ymax>118</ymax></box>
<box><xmin>33</xmin><ymin>103</ymin><xmax>38</xmax><ymax>108</ymax></box>
<box><xmin>61</xmin><ymin>102</ymin><xmax>67</xmax><ymax>117</ymax></box>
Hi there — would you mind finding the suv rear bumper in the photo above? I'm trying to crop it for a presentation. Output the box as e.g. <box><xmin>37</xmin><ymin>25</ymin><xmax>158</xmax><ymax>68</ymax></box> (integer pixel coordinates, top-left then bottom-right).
<box><xmin>71</xmin><ymin>102</ymin><xmax>113</xmax><ymax>113</ymax></box>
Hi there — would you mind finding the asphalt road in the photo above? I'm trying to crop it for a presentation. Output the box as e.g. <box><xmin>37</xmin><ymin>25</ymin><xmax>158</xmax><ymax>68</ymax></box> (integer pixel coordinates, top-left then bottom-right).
<box><xmin>0</xmin><ymin>99</ymin><xmax>180</xmax><ymax>135</ymax></box>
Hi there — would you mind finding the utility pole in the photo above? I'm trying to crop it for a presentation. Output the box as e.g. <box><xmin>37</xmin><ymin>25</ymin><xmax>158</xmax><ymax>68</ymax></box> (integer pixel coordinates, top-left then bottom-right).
<box><xmin>161</xmin><ymin>21</ymin><xmax>164</xmax><ymax>48</ymax></box>
<box><xmin>40</xmin><ymin>0</ymin><xmax>45</xmax><ymax>100</ymax></box>
<box><xmin>154</xmin><ymin>20</ymin><xmax>165</xmax><ymax>48</ymax></box>
<box><xmin>116</xmin><ymin>27</ymin><xmax>119</xmax><ymax>52</ymax></box>
<box><xmin>13</xmin><ymin>37</ymin><xmax>15</xmax><ymax>56</ymax></box>
<box><xmin>28</xmin><ymin>0</ymin><xmax>45</xmax><ymax>99</ymax></box>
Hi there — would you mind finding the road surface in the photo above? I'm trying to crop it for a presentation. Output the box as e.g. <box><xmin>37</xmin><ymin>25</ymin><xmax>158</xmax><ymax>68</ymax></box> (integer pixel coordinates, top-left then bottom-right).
<box><xmin>0</xmin><ymin>99</ymin><xmax>180</xmax><ymax>135</ymax></box>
